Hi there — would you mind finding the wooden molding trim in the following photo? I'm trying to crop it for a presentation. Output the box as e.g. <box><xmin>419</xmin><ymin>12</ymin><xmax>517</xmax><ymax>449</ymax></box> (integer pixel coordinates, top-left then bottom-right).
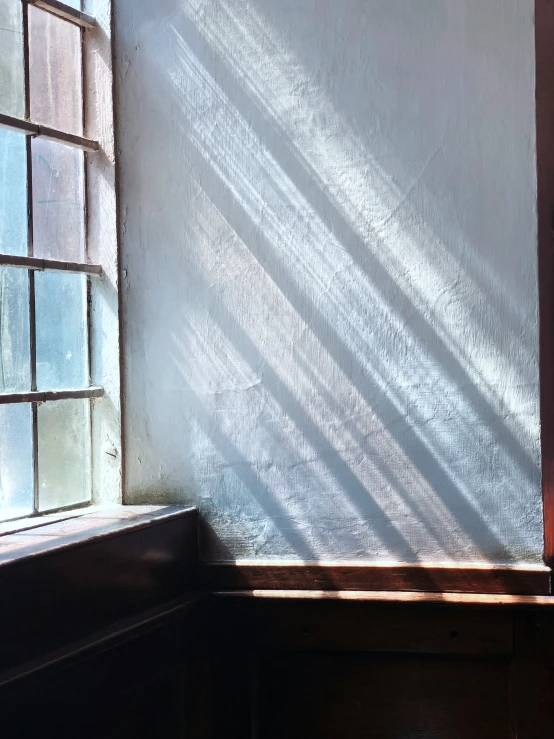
<box><xmin>202</xmin><ymin>561</ymin><xmax>552</xmax><ymax>596</ymax></box>
<box><xmin>212</xmin><ymin>589</ymin><xmax>554</xmax><ymax>608</ymax></box>
<box><xmin>536</xmin><ymin>0</ymin><xmax>554</xmax><ymax>565</ymax></box>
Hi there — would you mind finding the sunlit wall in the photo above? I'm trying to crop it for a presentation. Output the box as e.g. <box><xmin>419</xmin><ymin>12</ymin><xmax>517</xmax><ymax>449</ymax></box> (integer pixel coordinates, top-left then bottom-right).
<box><xmin>115</xmin><ymin>0</ymin><xmax>542</xmax><ymax>564</ymax></box>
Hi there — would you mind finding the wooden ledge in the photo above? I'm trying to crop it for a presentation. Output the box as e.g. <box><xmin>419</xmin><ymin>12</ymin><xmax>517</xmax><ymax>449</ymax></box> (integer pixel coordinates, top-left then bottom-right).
<box><xmin>0</xmin><ymin>506</ymin><xmax>199</xmax><ymax>674</ymax></box>
<box><xmin>0</xmin><ymin>505</ymin><xmax>197</xmax><ymax>566</ymax></box>
<box><xmin>212</xmin><ymin>589</ymin><xmax>554</xmax><ymax>607</ymax></box>
<box><xmin>202</xmin><ymin>561</ymin><xmax>552</xmax><ymax>596</ymax></box>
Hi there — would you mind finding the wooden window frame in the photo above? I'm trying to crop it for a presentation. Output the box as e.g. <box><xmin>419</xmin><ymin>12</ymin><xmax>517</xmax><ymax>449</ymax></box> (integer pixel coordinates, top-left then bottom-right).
<box><xmin>0</xmin><ymin>0</ymin><xmax>122</xmax><ymax>521</ymax></box>
<box><xmin>536</xmin><ymin>0</ymin><xmax>554</xmax><ymax>570</ymax></box>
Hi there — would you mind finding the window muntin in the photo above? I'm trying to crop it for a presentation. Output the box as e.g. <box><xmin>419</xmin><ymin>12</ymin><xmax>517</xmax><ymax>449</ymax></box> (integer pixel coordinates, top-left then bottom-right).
<box><xmin>0</xmin><ymin>0</ymin><xmax>103</xmax><ymax>521</ymax></box>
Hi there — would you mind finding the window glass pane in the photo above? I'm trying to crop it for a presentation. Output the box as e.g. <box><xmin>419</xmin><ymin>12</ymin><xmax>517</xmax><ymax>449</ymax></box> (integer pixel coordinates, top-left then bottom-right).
<box><xmin>0</xmin><ymin>0</ymin><xmax>24</xmax><ymax>118</ymax></box>
<box><xmin>35</xmin><ymin>271</ymin><xmax>87</xmax><ymax>390</ymax></box>
<box><xmin>29</xmin><ymin>5</ymin><xmax>83</xmax><ymax>135</ymax></box>
<box><xmin>38</xmin><ymin>398</ymin><xmax>90</xmax><ymax>511</ymax></box>
<box><xmin>0</xmin><ymin>268</ymin><xmax>30</xmax><ymax>392</ymax></box>
<box><xmin>0</xmin><ymin>129</ymin><xmax>27</xmax><ymax>257</ymax></box>
<box><xmin>64</xmin><ymin>0</ymin><xmax>82</xmax><ymax>8</ymax></box>
<box><xmin>0</xmin><ymin>404</ymin><xmax>33</xmax><ymax>520</ymax></box>
<box><xmin>31</xmin><ymin>138</ymin><xmax>85</xmax><ymax>262</ymax></box>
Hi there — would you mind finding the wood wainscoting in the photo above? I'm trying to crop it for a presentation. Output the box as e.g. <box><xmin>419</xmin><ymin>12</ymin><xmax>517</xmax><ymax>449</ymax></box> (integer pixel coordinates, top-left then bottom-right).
<box><xmin>202</xmin><ymin>561</ymin><xmax>552</xmax><ymax>595</ymax></box>
<box><xmin>208</xmin><ymin>591</ymin><xmax>554</xmax><ymax>739</ymax></box>
<box><xmin>202</xmin><ymin>560</ymin><xmax>554</xmax><ymax>737</ymax></box>
<box><xmin>1</xmin><ymin>512</ymin><xmax>554</xmax><ymax>737</ymax></box>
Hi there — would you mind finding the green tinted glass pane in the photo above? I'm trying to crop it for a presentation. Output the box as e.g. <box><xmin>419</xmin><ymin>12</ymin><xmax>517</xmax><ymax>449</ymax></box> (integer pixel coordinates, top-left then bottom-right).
<box><xmin>0</xmin><ymin>268</ymin><xmax>30</xmax><ymax>392</ymax></box>
<box><xmin>0</xmin><ymin>404</ymin><xmax>33</xmax><ymax>520</ymax></box>
<box><xmin>35</xmin><ymin>271</ymin><xmax>87</xmax><ymax>391</ymax></box>
<box><xmin>0</xmin><ymin>129</ymin><xmax>27</xmax><ymax>257</ymax></box>
<box><xmin>32</xmin><ymin>137</ymin><xmax>85</xmax><ymax>262</ymax></box>
<box><xmin>0</xmin><ymin>0</ymin><xmax>24</xmax><ymax>118</ymax></box>
<box><xmin>38</xmin><ymin>399</ymin><xmax>90</xmax><ymax>511</ymax></box>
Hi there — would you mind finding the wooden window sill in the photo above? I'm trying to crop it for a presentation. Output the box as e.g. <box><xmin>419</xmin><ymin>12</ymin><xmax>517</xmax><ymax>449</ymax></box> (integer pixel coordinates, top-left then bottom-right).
<box><xmin>0</xmin><ymin>505</ymin><xmax>198</xmax><ymax>674</ymax></box>
<box><xmin>0</xmin><ymin>505</ymin><xmax>197</xmax><ymax>564</ymax></box>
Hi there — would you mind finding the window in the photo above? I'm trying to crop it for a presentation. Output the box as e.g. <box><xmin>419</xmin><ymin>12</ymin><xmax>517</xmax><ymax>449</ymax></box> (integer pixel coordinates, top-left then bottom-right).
<box><xmin>0</xmin><ymin>0</ymin><xmax>121</xmax><ymax>522</ymax></box>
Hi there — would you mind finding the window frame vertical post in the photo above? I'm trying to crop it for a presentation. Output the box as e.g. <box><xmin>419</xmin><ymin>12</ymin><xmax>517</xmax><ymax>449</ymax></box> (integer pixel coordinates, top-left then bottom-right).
<box><xmin>22</xmin><ymin>0</ymin><xmax>39</xmax><ymax>515</ymax></box>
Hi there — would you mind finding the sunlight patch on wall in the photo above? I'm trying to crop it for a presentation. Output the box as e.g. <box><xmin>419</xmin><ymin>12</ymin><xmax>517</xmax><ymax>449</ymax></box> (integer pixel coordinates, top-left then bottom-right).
<box><xmin>117</xmin><ymin>0</ymin><xmax>542</xmax><ymax>562</ymax></box>
<box><xmin>178</xmin><ymin>0</ymin><xmax>538</xmax><ymax>443</ymax></box>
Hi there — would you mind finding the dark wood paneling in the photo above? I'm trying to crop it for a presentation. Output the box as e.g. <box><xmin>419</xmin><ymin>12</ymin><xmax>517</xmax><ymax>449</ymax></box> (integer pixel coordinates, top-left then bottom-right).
<box><xmin>536</xmin><ymin>0</ymin><xmax>554</xmax><ymax>565</ymax></box>
<box><xmin>236</xmin><ymin>599</ymin><xmax>514</xmax><ymax>655</ymax></box>
<box><xmin>203</xmin><ymin>561</ymin><xmax>551</xmax><ymax>595</ymax></box>
<box><xmin>258</xmin><ymin>653</ymin><xmax>510</xmax><ymax>739</ymax></box>
<box><xmin>0</xmin><ymin>593</ymin><xmax>204</xmax><ymax>689</ymax></box>
<box><xmin>510</xmin><ymin>612</ymin><xmax>554</xmax><ymax>738</ymax></box>
<box><xmin>210</xmin><ymin>595</ymin><xmax>554</xmax><ymax>739</ymax></box>
<box><xmin>2</xmin><ymin>595</ymin><xmax>205</xmax><ymax>739</ymax></box>
<box><xmin>0</xmin><ymin>508</ymin><xmax>198</xmax><ymax>672</ymax></box>
<box><xmin>183</xmin><ymin>596</ymin><xmax>214</xmax><ymax>739</ymax></box>
<box><xmin>210</xmin><ymin>642</ymin><xmax>255</xmax><ymax>739</ymax></box>
<box><xmin>208</xmin><ymin>595</ymin><xmax>257</xmax><ymax>739</ymax></box>
<box><xmin>2</xmin><ymin>584</ymin><xmax>554</xmax><ymax>738</ymax></box>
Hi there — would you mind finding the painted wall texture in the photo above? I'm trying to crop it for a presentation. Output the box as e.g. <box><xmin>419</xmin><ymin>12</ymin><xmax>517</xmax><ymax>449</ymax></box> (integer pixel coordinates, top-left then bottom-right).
<box><xmin>115</xmin><ymin>0</ymin><xmax>542</xmax><ymax>564</ymax></box>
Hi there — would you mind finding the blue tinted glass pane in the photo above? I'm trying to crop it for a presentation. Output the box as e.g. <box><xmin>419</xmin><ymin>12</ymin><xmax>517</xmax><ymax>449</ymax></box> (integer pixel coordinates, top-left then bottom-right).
<box><xmin>0</xmin><ymin>268</ymin><xmax>30</xmax><ymax>392</ymax></box>
<box><xmin>38</xmin><ymin>398</ymin><xmax>90</xmax><ymax>511</ymax></box>
<box><xmin>0</xmin><ymin>0</ymin><xmax>24</xmax><ymax>117</ymax></box>
<box><xmin>64</xmin><ymin>1</ymin><xmax>81</xmax><ymax>10</ymax></box>
<box><xmin>0</xmin><ymin>128</ymin><xmax>27</xmax><ymax>256</ymax></box>
<box><xmin>0</xmin><ymin>129</ymin><xmax>27</xmax><ymax>257</ymax></box>
<box><xmin>0</xmin><ymin>404</ymin><xmax>33</xmax><ymax>520</ymax></box>
<box><xmin>35</xmin><ymin>271</ymin><xmax>87</xmax><ymax>390</ymax></box>
<box><xmin>32</xmin><ymin>138</ymin><xmax>85</xmax><ymax>262</ymax></box>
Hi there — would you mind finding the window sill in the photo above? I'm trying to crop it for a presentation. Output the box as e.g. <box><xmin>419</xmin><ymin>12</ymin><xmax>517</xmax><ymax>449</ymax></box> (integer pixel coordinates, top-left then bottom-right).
<box><xmin>0</xmin><ymin>504</ymin><xmax>197</xmax><ymax>565</ymax></box>
<box><xmin>0</xmin><ymin>505</ymin><xmax>198</xmax><ymax>675</ymax></box>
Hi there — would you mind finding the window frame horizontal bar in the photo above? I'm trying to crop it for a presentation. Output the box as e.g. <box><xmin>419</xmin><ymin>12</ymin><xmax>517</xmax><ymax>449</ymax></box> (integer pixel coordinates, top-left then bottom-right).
<box><xmin>0</xmin><ymin>387</ymin><xmax>104</xmax><ymax>404</ymax></box>
<box><xmin>0</xmin><ymin>113</ymin><xmax>99</xmax><ymax>153</ymax></box>
<box><xmin>0</xmin><ymin>254</ymin><xmax>103</xmax><ymax>277</ymax></box>
<box><xmin>0</xmin><ymin>113</ymin><xmax>37</xmax><ymax>136</ymax></box>
<box><xmin>0</xmin><ymin>500</ymin><xmax>91</xmax><ymax>528</ymax></box>
<box><xmin>25</xmin><ymin>0</ymin><xmax>96</xmax><ymax>29</ymax></box>
<box><xmin>37</xmin><ymin>126</ymin><xmax>99</xmax><ymax>153</ymax></box>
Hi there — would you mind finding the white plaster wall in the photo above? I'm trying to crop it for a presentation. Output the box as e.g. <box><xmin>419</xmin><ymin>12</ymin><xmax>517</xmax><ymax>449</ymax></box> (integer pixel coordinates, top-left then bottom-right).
<box><xmin>115</xmin><ymin>0</ymin><xmax>542</xmax><ymax>563</ymax></box>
